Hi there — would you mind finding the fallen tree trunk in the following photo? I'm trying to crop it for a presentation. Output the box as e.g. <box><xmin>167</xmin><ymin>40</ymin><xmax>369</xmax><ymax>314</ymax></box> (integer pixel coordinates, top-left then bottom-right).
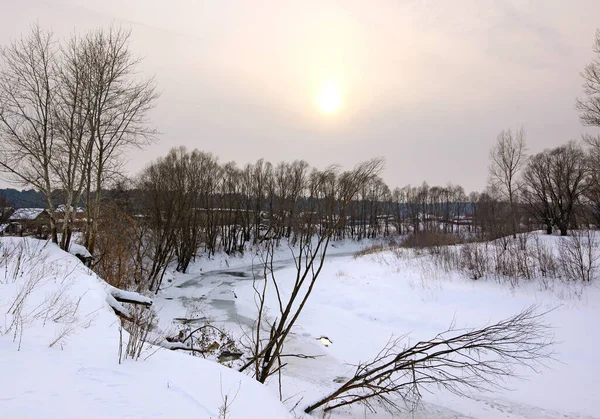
<box><xmin>106</xmin><ymin>294</ymin><xmax>134</xmax><ymax>321</ymax></box>
<box><xmin>162</xmin><ymin>341</ymin><xmax>210</xmax><ymax>354</ymax></box>
<box><xmin>105</xmin><ymin>286</ymin><xmax>153</xmax><ymax>321</ymax></box>
<box><xmin>108</xmin><ymin>287</ymin><xmax>153</xmax><ymax>306</ymax></box>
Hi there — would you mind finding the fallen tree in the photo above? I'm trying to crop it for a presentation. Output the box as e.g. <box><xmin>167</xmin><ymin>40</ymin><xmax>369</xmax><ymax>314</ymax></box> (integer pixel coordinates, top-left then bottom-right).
<box><xmin>105</xmin><ymin>286</ymin><xmax>152</xmax><ymax>321</ymax></box>
<box><xmin>304</xmin><ymin>306</ymin><xmax>554</xmax><ymax>415</ymax></box>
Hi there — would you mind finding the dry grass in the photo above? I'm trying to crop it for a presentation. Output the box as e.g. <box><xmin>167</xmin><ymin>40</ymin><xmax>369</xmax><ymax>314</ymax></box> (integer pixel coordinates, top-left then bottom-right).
<box><xmin>354</xmin><ymin>244</ymin><xmax>388</xmax><ymax>258</ymax></box>
<box><xmin>400</xmin><ymin>231</ymin><xmax>463</xmax><ymax>249</ymax></box>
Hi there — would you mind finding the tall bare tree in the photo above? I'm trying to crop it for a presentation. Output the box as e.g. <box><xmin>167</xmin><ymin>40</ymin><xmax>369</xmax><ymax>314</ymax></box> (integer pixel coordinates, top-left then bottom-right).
<box><xmin>81</xmin><ymin>27</ymin><xmax>158</xmax><ymax>254</ymax></box>
<box><xmin>488</xmin><ymin>128</ymin><xmax>527</xmax><ymax>238</ymax></box>
<box><xmin>583</xmin><ymin>135</ymin><xmax>600</xmax><ymax>225</ymax></box>
<box><xmin>577</xmin><ymin>30</ymin><xmax>600</xmax><ymax>226</ymax></box>
<box><xmin>139</xmin><ymin>147</ymin><xmax>191</xmax><ymax>292</ymax></box>
<box><xmin>0</xmin><ymin>25</ymin><xmax>60</xmax><ymax>243</ymax></box>
<box><xmin>53</xmin><ymin>33</ymin><xmax>94</xmax><ymax>250</ymax></box>
<box><xmin>523</xmin><ymin>142</ymin><xmax>589</xmax><ymax>236</ymax></box>
<box><xmin>0</xmin><ymin>195</ymin><xmax>13</xmax><ymax>224</ymax></box>
<box><xmin>239</xmin><ymin>158</ymin><xmax>384</xmax><ymax>384</ymax></box>
<box><xmin>576</xmin><ymin>29</ymin><xmax>600</xmax><ymax>127</ymax></box>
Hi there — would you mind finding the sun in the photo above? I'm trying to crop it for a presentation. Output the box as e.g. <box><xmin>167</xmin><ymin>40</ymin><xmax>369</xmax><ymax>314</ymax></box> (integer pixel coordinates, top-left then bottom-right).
<box><xmin>316</xmin><ymin>80</ymin><xmax>341</xmax><ymax>114</ymax></box>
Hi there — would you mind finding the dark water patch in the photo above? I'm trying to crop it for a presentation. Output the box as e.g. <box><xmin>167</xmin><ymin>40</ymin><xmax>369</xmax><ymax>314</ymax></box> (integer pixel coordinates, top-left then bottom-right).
<box><xmin>176</xmin><ymin>279</ymin><xmax>201</xmax><ymax>288</ymax></box>
<box><xmin>177</xmin><ymin>295</ymin><xmax>206</xmax><ymax>303</ymax></box>
<box><xmin>223</xmin><ymin>271</ymin><xmax>248</xmax><ymax>278</ymax></box>
<box><xmin>209</xmin><ymin>298</ymin><xmax>235</xmax><ymax>309</ymax></box>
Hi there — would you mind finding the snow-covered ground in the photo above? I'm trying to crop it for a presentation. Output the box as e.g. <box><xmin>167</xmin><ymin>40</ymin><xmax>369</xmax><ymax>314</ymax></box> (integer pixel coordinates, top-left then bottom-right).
<box><xmin>0</xmin><ymin>238</ymin><xmax>292</xmax><ymax>419</ymax></box>
<box><xmin>2</xmin><ymin>234</ymin><xmax>599</xmax><ymax>418</ymax></box>
<box><xmin>156</xmin><ymin>234</ymin><xmax>600</xmax><ymax>419</ymax></box>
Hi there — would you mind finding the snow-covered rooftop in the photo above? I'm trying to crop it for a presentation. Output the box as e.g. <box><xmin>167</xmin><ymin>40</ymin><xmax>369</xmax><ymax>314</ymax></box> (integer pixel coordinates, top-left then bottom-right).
<box><xmin>8</xmin><ymin>208</ymin><xmax>46</xmax><ymax>221</ymax></box>
<box><xmin>55</xmin><ymin>205</ymin><xmax>85</xmax><ymax>213</ymax></box>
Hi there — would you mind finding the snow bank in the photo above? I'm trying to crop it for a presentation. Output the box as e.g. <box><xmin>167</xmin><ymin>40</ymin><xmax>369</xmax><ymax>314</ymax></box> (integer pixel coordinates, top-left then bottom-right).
<box><xmin>0</xmin><ymin>237</ymin><xmax>290</xmax><ymax>419</ymax></box>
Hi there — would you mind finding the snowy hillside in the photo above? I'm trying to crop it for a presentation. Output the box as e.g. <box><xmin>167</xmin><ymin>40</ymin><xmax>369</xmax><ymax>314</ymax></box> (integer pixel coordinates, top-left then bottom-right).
<box><xmin>0</xmin><ymin>238</ymin><xmax>291</xmax><ymax>419</ymax></box>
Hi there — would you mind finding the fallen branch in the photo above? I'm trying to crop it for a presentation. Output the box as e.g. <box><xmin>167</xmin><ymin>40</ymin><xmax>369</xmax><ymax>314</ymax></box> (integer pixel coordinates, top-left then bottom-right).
<box><xmin>105</xmin><ymin>286</ymin><xmax>152</xmax><ymax>322</ymax></box>
<box><xmin>304</xmin><ymin>306</ymin><xmax>555</xmax><ymax>415</ymax></box>
<box><xmin>162</xmin><ymin>340</ymin><xmax>210</xmax><ymax>354</ymax></box>
<box><xmin>280</xmin><ymin>353</ymin><xmax>325</xmax><ymax>360</ymax></box>
<box><xmin>179</xmin><ymin>324</ymin><xmax>227</xmax><ymax>344</ymax></box>
<box><xmin>106</xmin><ymin>294</ymin><xmax>133</xmax><ymax>321</ymax></box>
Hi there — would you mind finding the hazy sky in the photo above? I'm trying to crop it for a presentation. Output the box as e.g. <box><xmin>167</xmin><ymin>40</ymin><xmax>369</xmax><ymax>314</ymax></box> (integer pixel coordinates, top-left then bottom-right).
<box><xmin>1</xmin><ymin>0</ymin><xmax>599</xmax><ymax>192</ymax></box>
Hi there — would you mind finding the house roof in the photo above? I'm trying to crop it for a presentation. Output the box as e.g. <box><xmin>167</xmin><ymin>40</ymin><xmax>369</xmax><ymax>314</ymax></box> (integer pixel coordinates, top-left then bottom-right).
<box><xmin>55</xmin><ymin>205</ymin><xmax>84</xmax><ymax>213</ymax></box>
<box><xmin>8</xmin><ymin>208</ymin><xmax>46</xmax><ymax>221</ymax></box>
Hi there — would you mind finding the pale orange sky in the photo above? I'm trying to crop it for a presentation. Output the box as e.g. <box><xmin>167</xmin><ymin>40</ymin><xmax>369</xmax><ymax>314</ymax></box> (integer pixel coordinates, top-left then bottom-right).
<box><xmin>1</xmin><ymin>0</ymin><xmax>599</xmax><ymax>192</ymax></box>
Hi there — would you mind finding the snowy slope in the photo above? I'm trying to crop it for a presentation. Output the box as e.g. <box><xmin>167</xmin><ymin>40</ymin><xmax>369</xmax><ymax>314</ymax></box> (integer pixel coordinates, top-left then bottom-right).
<box><xmin>0</xmin><ymin>237</ymin><xmax>291</xmax><ymax>419</ymax></box>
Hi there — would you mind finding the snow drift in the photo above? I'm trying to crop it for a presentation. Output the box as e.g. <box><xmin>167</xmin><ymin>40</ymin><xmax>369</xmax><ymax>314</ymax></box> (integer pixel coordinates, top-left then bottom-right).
<box><xmin>0</xmin><ymin>237</ymin><xmax>291</xmax><ymax>419</ymax></box>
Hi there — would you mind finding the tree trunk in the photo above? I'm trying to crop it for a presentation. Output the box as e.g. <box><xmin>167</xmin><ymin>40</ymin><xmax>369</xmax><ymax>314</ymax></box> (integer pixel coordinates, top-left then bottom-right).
<box><xmin>510</xmin><ymin>196</ymin><xmax>517</xmax><ymax>239</ymax></box>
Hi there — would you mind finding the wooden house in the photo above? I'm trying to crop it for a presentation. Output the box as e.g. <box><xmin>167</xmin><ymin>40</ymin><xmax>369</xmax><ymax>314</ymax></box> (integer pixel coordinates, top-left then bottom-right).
<box><xmin>54</xmin><ymin>205</ymin><xmax>86</xmax><ymax>231</ymax></box>
<box><xmin>6</xmin><ymin>208</ymin><xmax>50</xmax><ymax>237</ymax></box>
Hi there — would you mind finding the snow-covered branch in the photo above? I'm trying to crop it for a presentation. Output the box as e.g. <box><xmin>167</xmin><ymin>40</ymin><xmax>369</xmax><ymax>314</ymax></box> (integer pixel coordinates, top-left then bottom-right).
<box><xmin>108</xmin><ymin>286</ymin><xmax>153</xmax><ymax>307</ymax></box>
<box><xmin>105</xmin><ymin>286</ymin><xmax>152</xmax><ymax>321</ymax></box>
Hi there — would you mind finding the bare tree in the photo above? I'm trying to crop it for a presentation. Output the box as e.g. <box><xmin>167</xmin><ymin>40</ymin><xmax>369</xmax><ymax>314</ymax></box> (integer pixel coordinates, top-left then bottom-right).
<box><xmin>523</xmin><ymin>142</ymin><xmax>589</xmax><ymax>236</ymax></box>
<box><xmin>583</xmin><ymin>134</ymin><xmax>600</xmax><ymax>226</ymax></box>
<box><xmin>218</xmin><ymin>161</ymin><xmax>244</xmax><ymax>254</ymax></box>
<box><xmin>0</xmin><ymin>25</ymin><xmax>157</xmax><ymax>251</ymax></box>
<box><xmin>577</xmin><ymin>30</ymin><xmax>600</xmax><ymax>227</ymax></box>
<box><xmin>522</xmin><ymin>152</ymin><xmax>554</xmax><ymax>235</ymax></box>
<box><xmin>305</xmin><ymin>306</ymin><xmax>554</xmax><ymax>415</ymax></box>
<box><xmin>138</xmin><ymin>147</ymin><xmax>192</xmax><ymax>292</ymax></box>
<box><xmin>488</xmin><ymin>128</ymin><xmax>527</xmax><ymax>238</ymax></box>
<box><xmin>81</xmin><ymin>27</ymin><xmax>158</xmax><ymax>254</ymax></box>
<box><xmin>53</xmin><ymin>33</ymin><xmax>94</xmax><ymax>250</ymax></box>
<box><xmin>0</xmin><ymin>25</ymin><xmax>60</xmax><ymax>243</ymax></box>
<box><xmin>0</xmin><ymin>195</ymin><xmax>12</xmax><ymax>224</ymax></box>
<box><xmin>239</xmin><ymin>159</ymin><xmax>384</xmax><ymax>384</ymax></box>
<box><xmin>576</xmin><ymin>29</ymin><xmax>600</xmax><ymax>127</ymax></box>
<box><xmin>472</xmin><ymin>189</ymin><xmax>511</xmax><ymax>240</ymax></box>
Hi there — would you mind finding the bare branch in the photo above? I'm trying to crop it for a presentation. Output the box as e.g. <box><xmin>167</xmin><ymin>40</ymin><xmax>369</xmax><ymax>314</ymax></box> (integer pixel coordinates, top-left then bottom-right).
<box><xmin>305</xmin><ymin>306</ymin><xmax>555</xmax><ymax>415</ymax></box>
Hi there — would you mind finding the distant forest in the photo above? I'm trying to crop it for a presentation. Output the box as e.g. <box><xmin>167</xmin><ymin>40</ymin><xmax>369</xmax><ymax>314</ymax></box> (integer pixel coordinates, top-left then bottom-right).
<box><xmin>0</xmin><ymin>189</ymin><xmax>47</xmax><ymax>208</ymax></box>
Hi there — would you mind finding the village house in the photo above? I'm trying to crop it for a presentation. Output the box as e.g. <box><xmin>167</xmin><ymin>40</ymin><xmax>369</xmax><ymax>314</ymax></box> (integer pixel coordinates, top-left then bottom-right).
<box><xmin>3</xmin><ymin>205</ymin><xmax>89</xmax><ymax>237</ymax></box>
<box><xmin>54</xmin><ymin>205</ymin><xmax>86</xmax><ymax>231</ymax></box>
<box><xmin>6</xmin><ymin>208</ymin><xmax>50</xmax><ymax>237</ymax></box>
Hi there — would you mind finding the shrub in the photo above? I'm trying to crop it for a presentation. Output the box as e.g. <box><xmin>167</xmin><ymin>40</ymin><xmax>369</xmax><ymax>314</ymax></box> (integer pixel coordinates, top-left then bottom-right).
<box><xmin>559</xmin><ymin>229</ymin><xmax>598</xmax><ymax>283</ymax></box>
<box><xmin>459</xmin><ymin>243</ymin><xmax>487</xmax><ymax>280</ymax></box>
